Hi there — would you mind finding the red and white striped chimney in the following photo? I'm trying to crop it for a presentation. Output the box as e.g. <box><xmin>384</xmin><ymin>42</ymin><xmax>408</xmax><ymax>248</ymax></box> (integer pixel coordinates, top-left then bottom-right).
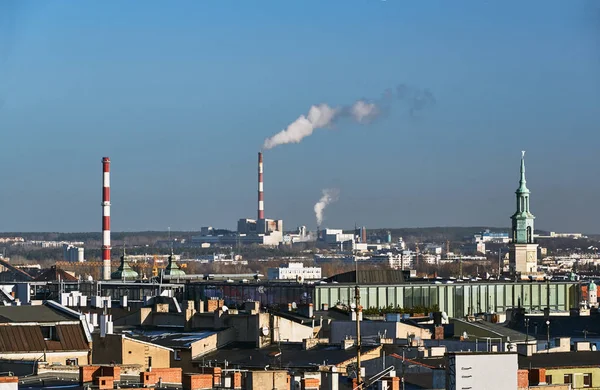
<box><xmin>258</xmin><ymin>152</ymin><xmax>264</xmax><ymax>221</ymax></box>
<box><xmin>102</xmin><ymin>157</ymin><xmax>111</xmax><ymax>280</ymax></box>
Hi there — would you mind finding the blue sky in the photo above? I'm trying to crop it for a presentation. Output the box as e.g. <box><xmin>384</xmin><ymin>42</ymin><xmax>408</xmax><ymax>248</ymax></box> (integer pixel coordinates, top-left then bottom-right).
<box><xmin>0</xmin><ymin>0</ymin><xmax>599</xmax><ymax>233</ymax></box>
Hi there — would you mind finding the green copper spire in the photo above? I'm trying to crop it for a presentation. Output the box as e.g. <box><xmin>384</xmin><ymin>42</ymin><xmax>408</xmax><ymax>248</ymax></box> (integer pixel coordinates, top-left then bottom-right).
<box><xmin>511</xmin><ymin>151</ymin><xmax>535</xmax><ymax>244</ymax></box>
<box><xmin>517</xmin><ymin>150</ymin><xmax>529</xmax><ymax>194</ymax></box>
<box><xmin>111</xmin><ymin>246</ymin><xmax>139</xmax><ymax>281</ymax></box>
<box><xmin>164</xmin><ymin>249</ymin><xmax>186</xmax><ymax>277</ymax></box>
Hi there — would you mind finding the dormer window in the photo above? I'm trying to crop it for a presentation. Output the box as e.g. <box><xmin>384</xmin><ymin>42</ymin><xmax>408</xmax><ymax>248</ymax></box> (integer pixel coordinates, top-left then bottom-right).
<box><xmin>41</xmin><ymin>326</ymin><xmax>59</xmax><ymax>341</ymax></box>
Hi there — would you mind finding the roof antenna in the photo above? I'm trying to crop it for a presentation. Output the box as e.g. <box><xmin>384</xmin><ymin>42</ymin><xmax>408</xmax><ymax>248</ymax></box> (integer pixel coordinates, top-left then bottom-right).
<box><xmin>168</xmin><ymin>227</ymin><xmax>173</xmax><ymax>255</ymax></box>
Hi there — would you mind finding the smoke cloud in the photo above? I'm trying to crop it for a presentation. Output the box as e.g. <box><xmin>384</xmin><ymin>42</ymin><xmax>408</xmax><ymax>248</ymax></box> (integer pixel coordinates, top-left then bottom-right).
<box><xmin>314</xmin><ymin>188</ymin><xmax>340</xmax><ymax>227</ymax></box>
<box><xmin>262</xmin><ymin>84</ymin><xmax>436</xmax><ymax>150</ymax></box>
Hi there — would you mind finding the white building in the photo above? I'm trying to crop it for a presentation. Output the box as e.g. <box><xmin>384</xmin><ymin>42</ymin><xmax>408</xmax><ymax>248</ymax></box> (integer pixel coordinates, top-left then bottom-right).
<box><xmin>474</xmin><ymin>230</ymin><xmax>510</xmax><ymax>244</ymax></box>
<box><xmin>321</xmin><ymin>229</ymin><xmax>355</xmax><ymax>247</ymax></box>
<box><xmin>267</xmin><ymin>262</ymin><xmax>322</xmax><ymax>281</ymax></box>
<box><xmin>447</xmin><ymin>352</ymin><xmax>517</xmax><ymax>390</ymax></box>
<box><xmin>424</xmin><ymin>244</ymin><xmax>443</xmax><ymax>255</ymax></box>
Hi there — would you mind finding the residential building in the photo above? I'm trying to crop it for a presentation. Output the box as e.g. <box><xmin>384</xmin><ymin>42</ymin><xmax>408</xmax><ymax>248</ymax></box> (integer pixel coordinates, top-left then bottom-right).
<box><xmin>0</xmin><ymin>301</ymin><xmax>92</xmax><ymax>366</ymax></box>
<box><xmin>92</xmin><ymin>333</ymin><xmax>172</xmax><ymax>369</ymax></box>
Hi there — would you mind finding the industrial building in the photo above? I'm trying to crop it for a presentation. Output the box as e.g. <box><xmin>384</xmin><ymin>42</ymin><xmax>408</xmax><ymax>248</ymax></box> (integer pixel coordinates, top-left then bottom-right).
<box><xmin>267</xmin><ymin>262</ymin><xmax>322</xmax><ymax>281</ymax></box>
<box><xmin>63</xmin><ymin>243</ymin><xmax>84</xmax><ymax>262</ymax></box>
<box><xmin>192</xmin><ymin>152</ymin><xmax>285</xmax><ymax>247</ymax></box>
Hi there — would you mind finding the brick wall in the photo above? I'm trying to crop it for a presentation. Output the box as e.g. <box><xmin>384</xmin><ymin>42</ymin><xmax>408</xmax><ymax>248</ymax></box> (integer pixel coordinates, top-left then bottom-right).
<box><xmin>529</xmin><ymin>368</ymin><xmax>546</xmax><ymax>385</ymax></box>
<box><xmin>301</xmin><ymin>377</ymin><xmax>320</xmax><ymax>390</ymax></box>
<box><xmin>79</xmin><ymin>365</ymin><xmax>121</xmax><ymax>384</ymax></box>
<box><xmin>206</xmin><ymin>299</ymin><xmax>224</xmax><ymax>313</ymax></box>
<box><xmin>202</xmin><ymin>367</ymin><xmax>222</xmax><ymax>386</ymax></box>
<box><xmin>434</xmin><ymin>326</ymin><xmax>444</xmax><ymax>340</ymax></box>
<box><xmin>233</xmin><ymin>372</ymin><xmax>242</xmax><ymax>389</ymax></box>
<box><xmin>97</xmin><ymin>376</ymin><xmax>114</xmax><ymax>390</ymax></box>
<box><xmin>517</xmin><ymin>369</ymin><xmax>529</xmax><ymax>389</ymax></box>
<box><xmin>183</xmin><ymin>373</ymin><xmax>214</xmax><ymax>390</ymax></box>
<box><xmin>0</xmin><ymin>377</ymin><xmax>18</xmax><ymax>384</ymax></box>
<box><xmin>141</xmin><ymin>367</ymin><xmax>182</xmax><ymax>385</ymax></box>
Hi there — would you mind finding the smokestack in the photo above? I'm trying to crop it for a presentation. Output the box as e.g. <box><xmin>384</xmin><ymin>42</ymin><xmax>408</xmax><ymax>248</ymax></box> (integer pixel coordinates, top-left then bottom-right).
<box><xmin>258</xmin><ymin>152</ymin><xmax>264</xmax><ymax>221</ymax></box>
<box><xmin>102</xmin><ymin>157</ymin><xmax>111</xmax><ymax>280</ymax></box>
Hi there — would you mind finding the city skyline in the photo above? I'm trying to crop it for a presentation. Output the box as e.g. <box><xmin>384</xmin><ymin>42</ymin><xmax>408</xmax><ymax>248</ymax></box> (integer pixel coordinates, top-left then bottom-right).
<box><xmin>1</xmin><ymin>1</ymin><xmax>599</xmax><ymax>232</ymax></box>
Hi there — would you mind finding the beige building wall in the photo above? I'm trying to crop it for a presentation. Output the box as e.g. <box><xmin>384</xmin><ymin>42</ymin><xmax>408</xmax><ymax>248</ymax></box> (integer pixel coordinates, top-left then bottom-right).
<box><xmin>92</xmin><ymin>334</ymin><xmax>171</xmax><ymax>369</ymax></box>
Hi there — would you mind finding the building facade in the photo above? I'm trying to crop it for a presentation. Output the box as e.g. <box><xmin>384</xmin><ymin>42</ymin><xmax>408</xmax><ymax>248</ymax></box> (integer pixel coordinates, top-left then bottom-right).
<box><xmin>267</xmin><ymin>262</ymin><xmax>321</xmax><ymax>281</ymax></box>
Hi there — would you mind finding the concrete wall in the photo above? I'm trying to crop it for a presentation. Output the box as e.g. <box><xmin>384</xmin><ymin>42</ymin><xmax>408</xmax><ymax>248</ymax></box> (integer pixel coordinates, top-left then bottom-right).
<box><xmin>272</xmin><ymin>315</ymin><xmax>314</xmax><ymax>343</ymax></box>
<box><xmin>448</xmin><ymin>353</ymin><xmax>517</xmax><ymax>390</ymax></box>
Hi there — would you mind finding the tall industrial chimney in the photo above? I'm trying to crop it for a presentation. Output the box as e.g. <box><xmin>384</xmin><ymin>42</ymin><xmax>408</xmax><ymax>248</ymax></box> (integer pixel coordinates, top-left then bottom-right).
<box><xmin>258</xmin><ymin>152</ymin><xmax>264</xmax><ymax>221</ymax></box>
<box><xmin>102</xmin><ymin>157</ymin><xmax>111</xmax><ymax>280</ymax></box>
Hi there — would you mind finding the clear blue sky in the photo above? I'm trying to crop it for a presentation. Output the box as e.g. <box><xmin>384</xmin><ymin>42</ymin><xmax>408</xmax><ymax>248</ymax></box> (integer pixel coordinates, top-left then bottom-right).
<box><xmin>0</xmin><ymin>0</ymin><xmax>599</xmax><ymax>233</ymax></box>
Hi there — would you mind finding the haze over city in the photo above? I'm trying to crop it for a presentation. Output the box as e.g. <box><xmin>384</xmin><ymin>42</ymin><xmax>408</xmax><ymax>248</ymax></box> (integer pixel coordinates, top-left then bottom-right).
<box><xmin>1</xmin><ymin>0</ymin><xmax>599</xmax><ymax>232</ymax></box>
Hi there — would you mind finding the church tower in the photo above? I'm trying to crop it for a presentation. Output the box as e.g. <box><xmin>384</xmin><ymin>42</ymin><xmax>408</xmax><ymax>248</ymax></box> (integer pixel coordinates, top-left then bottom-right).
<box><xmin>509</xmin><ymin>151</ymin><xmax>538</xmax><ymax>275</ymax></box>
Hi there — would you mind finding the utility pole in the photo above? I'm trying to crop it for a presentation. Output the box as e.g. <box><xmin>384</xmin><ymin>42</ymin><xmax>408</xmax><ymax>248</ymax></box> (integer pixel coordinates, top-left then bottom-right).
<box><xmin>498</xmin><ymin>248</ymin><xmax>503</xmax><ymax>276</ymax></box>
<box><xmin>355</xmin><ymin>285</ymin><xmax>362</xmax><ymax>388</ymax></box>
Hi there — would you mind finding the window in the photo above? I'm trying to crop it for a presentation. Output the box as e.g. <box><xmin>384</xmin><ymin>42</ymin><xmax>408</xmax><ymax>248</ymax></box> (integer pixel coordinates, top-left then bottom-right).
<box><xmin>40</xmin><ymin>326</ymin><xmax>59</xmax><ymax>341</ymax></box>
<box><xmin>584</xmin><ymin>373</ymin><xmax>592</xmax><ymax>388</ymax></box>
<box><xmin>66</xmin><ymin>358</ymin><xmax>78</xmax><ymax>366</ymax></box>
<box><xmin>564</xmin><ymin>374</ymin><xmax>572</xmax><ymax>384</ymax></box>
<box><xmin>545</xmin><ymin>375</ymin><xmax>552</xmax><ymax>384</ymax></box>
<box><xmin>174</xmin><ymin>350</ymin><xmax>181</xmax><ymax>361</ymax></box>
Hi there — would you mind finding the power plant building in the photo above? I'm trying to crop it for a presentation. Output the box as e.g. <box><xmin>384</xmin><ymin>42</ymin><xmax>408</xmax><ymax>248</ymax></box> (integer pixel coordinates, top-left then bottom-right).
<box><xmin>63</xmin><ymin>244</ymin><xmax>84</xmax><ymax>263</ymax></box>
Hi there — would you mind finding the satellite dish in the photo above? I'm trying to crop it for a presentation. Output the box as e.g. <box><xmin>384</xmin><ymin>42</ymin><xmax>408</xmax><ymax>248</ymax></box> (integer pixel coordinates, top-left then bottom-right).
<box><xmin>222</xmin><ymin>305</ymin><xmax>229</xmax><ymax>312</ymax></box>
<box><xmin>442</xmin><ymin>312</ymin><xmax>449</xmax><ymax>321</ymax></box>
<box><xmin>350</xmin><ymin>303</ymin><xmax>357</xmax><ymax>310</ymax></box>
<box><xmin>257</xmin><ymin>286</ymin><xmax>265</xmax><ymax>294</ymax></box>
<box><xmin>291</xmin><ymin>302</ymin><xmax>297</xmax><ymax>310</ymax></box>
<box><xmin>296</xmin><ymin>275</ymin><xmax>304</xmax><ymax>283</ymax></box>
<box><xmin>261</xmin><ymin>326</ymin><xmax>270</xmax><ymax>336</ymax></box>
<box><xmin>462</xmin><ymin>331</ymin><xmax>468</xmax><ymax>339</ymax></box>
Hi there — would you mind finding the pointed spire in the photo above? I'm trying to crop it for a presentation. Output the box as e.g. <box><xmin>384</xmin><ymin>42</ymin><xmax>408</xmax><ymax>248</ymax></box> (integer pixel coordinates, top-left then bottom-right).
<box><xmin>517</xmin><ymin>150</ymin><xmax>529</xmax><ymax>194</ymax></box>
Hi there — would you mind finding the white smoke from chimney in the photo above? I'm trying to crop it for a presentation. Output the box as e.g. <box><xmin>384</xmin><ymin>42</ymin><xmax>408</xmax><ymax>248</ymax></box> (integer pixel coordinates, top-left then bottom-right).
<box><xmin>351</xmin><ymin>101</ymin><xmax>378</xmax><ymax>123</ymax></box>
<box><xmin>262</xmin><ymin>84</ymin><xmax>436</xmax><ymax>150</ymax></box>
<box><xmin>262</xmin><ymin>104</ymin><xmax>339</xmax><ymax>150</ymax></box>
<box><xmin>314</xmin><ymin>188</ymin><xmax>340</xmax><ymax>227</ymax></box>
<box><xmin>262</xmin><ymin>99</ymin><xmax>379</xmax><ymax>150</ymax></box>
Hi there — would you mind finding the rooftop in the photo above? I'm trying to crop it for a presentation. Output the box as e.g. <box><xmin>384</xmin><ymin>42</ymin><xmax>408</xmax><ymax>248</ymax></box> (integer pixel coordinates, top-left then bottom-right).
<box><xmin>124</xmin><ymin>329</ymin><xmax>217</xmax><ymax>349</ymax></box>
<box><xmin>198</xmin><ymin>343</ymin><xmax>380</xmax><ymax>369</ymax></box>
<box><xmin>519</xmin><ymin>351</ymin><xmax>600</xmax><ymax>369</ymax></box>
<box><xmin>0</xmin><ymin>304</ymin><xmax>75</xmax><ymax>323</ymax></box>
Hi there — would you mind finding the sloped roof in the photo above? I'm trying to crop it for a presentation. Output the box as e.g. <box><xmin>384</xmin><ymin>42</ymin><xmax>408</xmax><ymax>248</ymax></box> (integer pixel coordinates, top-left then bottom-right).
<box><xmin>0</xmin><ymin>324</ymin><xmax>89</xmax><ymax>352</ymax></box>
<box><xmin>0</xmin><ymin>305</ymin><xmax>72</xmax><ymax>323</ymax></box>
<box><xmin>0</xmin><ymin>258</ymin><xmax>33</xmax><ymax>281</ymax></box>
<box><xmin>34</xmin><ymin>266</ymin><xmax>77</xmax><ymax>282</ymax></box>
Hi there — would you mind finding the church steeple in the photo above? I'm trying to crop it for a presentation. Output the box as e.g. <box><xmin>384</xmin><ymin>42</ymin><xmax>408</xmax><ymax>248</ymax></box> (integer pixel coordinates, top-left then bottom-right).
<box><xmin>511</xmin><ymin>151</ymin><xmax>535</xmax><ymax>244</ymax></box>
<box><xmin>518</xmin><ymin>150</ymin><xmax>529</xmax><ymax>194</ymax></box>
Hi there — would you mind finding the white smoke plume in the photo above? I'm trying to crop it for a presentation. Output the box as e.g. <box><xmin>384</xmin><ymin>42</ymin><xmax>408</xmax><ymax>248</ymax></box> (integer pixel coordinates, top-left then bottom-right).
<box><xmin>262</xmin><ymin>84</ymin><xmax>435</xmax><ymax>150</ymax></box>
<box><xmin>314</xmin><ymin>188</ymin><xmax>340</xmax><ymax>227</ymax></box>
